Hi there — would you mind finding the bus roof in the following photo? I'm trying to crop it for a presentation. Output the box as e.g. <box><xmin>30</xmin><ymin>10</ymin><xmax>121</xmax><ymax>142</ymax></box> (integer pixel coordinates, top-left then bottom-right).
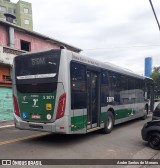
<box><xmin>70</xmin><ymin>49</ymin><xmax>152</xmax><ymax>80</ymax></box>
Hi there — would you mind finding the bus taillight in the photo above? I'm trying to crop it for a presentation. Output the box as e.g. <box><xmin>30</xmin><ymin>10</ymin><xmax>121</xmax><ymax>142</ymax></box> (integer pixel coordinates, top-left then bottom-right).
<box><xmin>56</xmin><ymin>93</ymin><xmax>66</xmax><ymax>119</ymax></box>
<box><xmin>13</xmin><ymin>95</ymin><xmax>20</xmax><ymax>117</ymax></box>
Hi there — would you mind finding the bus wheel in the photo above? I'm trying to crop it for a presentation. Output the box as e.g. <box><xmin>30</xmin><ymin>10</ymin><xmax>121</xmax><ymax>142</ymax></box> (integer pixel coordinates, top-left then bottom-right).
<box><xmin>141</xmin><ymin>106</ymin><xmax>148</xmax><ymax>120</ymax></box>
<box><xmin>103</xmin><ymin>111</ymin><xmax>114</xmax><ymax>134</ymax></box>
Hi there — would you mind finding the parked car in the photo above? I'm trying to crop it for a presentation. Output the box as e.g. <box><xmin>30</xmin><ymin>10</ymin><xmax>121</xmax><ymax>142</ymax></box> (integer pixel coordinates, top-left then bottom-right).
<box><xmin>152</xmin><ymin>102</ymin><xmax>160</xmax><ymax>120</ymax></box>
<box><xmin>141</xmin><ymin>120</ymin><xmax>160</xmax><ymax>149</ymax></box>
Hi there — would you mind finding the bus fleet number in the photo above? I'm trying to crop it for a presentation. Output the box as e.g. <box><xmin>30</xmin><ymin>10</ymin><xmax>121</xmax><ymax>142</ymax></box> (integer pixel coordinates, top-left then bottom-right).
<box><xmin>43</xmin><ymin>96</ymin><xmax>54</xmax><ymax>100</ymax></box>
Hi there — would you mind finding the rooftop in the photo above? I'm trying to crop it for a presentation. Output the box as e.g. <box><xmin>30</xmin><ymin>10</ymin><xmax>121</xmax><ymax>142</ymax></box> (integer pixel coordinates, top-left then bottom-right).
<box><xmin>0</xmin><ymin>19</ymin><xmax>82</xmax><ymax>53</ymax></box>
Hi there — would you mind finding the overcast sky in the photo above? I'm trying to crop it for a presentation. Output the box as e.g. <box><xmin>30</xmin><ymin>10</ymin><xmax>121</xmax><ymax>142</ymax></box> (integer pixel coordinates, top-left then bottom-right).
<box><xmin>12</xmin><ymin>0</ymin><xmax>160</xmax><ymax>75</ymax></box>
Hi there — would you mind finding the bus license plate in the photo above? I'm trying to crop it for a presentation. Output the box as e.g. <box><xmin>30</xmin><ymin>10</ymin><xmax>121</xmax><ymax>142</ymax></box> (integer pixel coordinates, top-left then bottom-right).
<box><xmin>31</xmin><ymin>114</ymin><xmax>41</xmax><ymax>119</ymax></box>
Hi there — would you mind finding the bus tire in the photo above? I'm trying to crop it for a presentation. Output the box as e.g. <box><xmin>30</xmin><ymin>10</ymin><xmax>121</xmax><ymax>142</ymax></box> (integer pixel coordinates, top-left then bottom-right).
<box><xmin>141</xmin><ymin>106</ymin><xmax>148</xmax><ymax>120</ymax></box>
<box><xmin>102</xmin><ymin>111</ymin><xmax>114</xmax><ymax>134</ymax></box>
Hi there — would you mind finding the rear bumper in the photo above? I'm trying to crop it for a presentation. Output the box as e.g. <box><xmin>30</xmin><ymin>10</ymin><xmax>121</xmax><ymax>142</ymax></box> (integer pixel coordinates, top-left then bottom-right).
<box><xmin>14</xmin><ymin>114</ymin><xmax>56</xmax><ymax>132</ymax></box>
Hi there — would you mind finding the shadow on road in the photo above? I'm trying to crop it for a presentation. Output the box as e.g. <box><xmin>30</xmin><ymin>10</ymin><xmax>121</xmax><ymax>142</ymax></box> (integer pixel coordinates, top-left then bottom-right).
<box><xmin>21</xmin><ymin>116</ymin><xmax>152</xmax><ymax>147</ymax></box>
<box><xmin>22</xmin><ymin>131</ymin><xmax>101</xmax><ymax>147</ymax></box>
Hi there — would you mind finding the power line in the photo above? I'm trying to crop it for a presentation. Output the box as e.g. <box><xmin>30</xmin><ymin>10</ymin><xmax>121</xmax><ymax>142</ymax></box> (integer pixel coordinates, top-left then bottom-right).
<box><xmin>149</xmin><ymin>0</ymin><xmax>160</xmax><ymax>31</ymax></box>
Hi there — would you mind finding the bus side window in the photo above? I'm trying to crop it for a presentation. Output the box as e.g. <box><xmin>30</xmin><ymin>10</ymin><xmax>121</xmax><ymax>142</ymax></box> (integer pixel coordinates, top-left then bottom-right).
<box><xmin>109</xmin><ymin>72</ymin><xmax>120</xmax><ymax>105</ymax></box>
<box><xmin>119</xmin><ymin>75</ymin><xmax>129</xmax><ymax>104</ymax></box>
<box><xmin>70</xmin><ymin>62</ymin><xmax>87</xmax><ymax>109</ymax></box>
<box><xmin>101</xmin><ymin>70</ymin><xmax>110</xmax><ymax>106</ymax></box>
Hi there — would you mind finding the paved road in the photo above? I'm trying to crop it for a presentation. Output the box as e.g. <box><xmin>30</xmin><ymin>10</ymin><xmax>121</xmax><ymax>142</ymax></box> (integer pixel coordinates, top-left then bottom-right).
<box><xmin>0</xmin><ymin>116</ymin><xmax>159</xmax><ymax>168</ymax></box>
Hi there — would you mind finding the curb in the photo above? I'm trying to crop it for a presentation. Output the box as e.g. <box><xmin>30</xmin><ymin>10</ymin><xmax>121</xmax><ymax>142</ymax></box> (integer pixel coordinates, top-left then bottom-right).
<box><xmin>0</xmin><ymin>120</ymin><xmax>14</xmax><ymax>127</ymax></box>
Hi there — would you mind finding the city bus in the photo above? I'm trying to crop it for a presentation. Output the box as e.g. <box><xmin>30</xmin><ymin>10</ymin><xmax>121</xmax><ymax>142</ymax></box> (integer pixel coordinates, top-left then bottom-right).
<box><xmin>13</xmin><ymin>48</ymin><xmax>154</xmax><ymax>134</ymax></box>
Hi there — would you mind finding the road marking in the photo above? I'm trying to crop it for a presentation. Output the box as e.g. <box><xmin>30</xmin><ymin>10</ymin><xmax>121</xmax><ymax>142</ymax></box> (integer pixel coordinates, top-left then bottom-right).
<box><xmin>0</xmin><ymin>125</ymin><xmax>14</xmax><ymax>129</ymax></box>
<box><xmin>0</xmin><ymin>132</ymin><xmax>48</xmax><ymax>146</ymax></box>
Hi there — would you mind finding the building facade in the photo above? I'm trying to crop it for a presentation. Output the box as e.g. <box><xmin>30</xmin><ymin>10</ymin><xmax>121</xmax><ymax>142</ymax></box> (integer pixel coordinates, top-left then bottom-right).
<box><xmin>0</xmin><ymin>19</ymin><xmax>81</xmax><ymax>121</ymax></box>
<box><xmin>0</xmin><ymin>0</ymin><xmax>33</xmax><ymax>30</ymax></box>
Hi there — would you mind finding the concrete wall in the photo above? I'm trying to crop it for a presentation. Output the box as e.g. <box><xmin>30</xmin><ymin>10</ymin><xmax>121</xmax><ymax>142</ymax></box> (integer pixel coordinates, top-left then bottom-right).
<box><xmin>0</xmin><ymin>0</ymin><xmax>16</xmax><ymax>19</ymax></box>
<box><xmin>0</xmin><ymin>87</ymin><xmax>13</xmax><ymax>121</ymax></box>
<box><xmin>16</xmin><ymin>0</ymin><xmax>33</xmax><ymax>30</ymax></box>
<box><xmin>14</xmin><ymin>30</ymin><xmax>60</xmax><ymax>51</ymax></box>
<box><xmin>0</xmin><ymin>64</ymin><xmax>10</xmax><ymax>81</ymax></box>
<box><xmin>0</xmin><ymin>25</ymin><xmax>8</xmax><ymax>46</ymax></box>
<box><xmin>0</xmin><ymin>46</ymin><xmax>18</xmax><ymax>121</ymax></box>
<box><xmin>0</xmin><ymin>24</ymin><xmax>60</xmax><ymax>52</ymax></box>
<box><xmin>0</xmin><ymin>0</ymin><xmax>33</xmax><ymax>30</ymax></box>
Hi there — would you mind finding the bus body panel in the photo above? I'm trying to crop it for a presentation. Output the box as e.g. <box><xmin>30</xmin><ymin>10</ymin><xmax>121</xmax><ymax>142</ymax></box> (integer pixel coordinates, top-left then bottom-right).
<box><xmin>114</xmin><ymin>103</ymin><xmax>146</xmax><ymax>125</ymax></box>
<box><xmin>70</xmin><ymin>109</ymin><xmax>87</xmax><ymax>133</ymax></box>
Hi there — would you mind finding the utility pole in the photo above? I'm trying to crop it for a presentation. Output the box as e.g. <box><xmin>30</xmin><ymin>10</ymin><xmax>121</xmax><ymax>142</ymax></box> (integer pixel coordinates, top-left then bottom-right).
<box><xmin>149</xmin><ymin>0</ymin><xmax>160</xmax><ymax>31</ymax></box>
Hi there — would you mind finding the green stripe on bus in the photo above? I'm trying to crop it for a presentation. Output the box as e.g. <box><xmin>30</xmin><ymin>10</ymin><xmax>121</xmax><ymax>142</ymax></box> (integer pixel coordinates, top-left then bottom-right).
<box><xmin>71</xmin><ymin>115</ymin><xmax>87</xmax><ymax>131</ymax></box>
<box><xmin>115</xmin><ymin>108</ymin><xmax>133</xmax><ymax>119</ymax></box>
<box><xmin>71</xmin><ymin>108</ymin><xmax>132</xmax><ymax>132</ymax></box>
<box><xmin>100</xmin><ymin>112</ymin><xmax>106</xmax><ymax>123</ymax></box>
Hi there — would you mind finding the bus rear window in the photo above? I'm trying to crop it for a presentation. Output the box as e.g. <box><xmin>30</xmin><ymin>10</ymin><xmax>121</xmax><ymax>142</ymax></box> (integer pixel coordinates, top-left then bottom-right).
<box><xmin>16</xmin><ymin>83</ymin><xmax>57</xmax><ymax>93</ymax></box>
<box><xmin>15</xmin><ymin>50</ymin><xmax>61</xmax><ymax>83</ymax></box>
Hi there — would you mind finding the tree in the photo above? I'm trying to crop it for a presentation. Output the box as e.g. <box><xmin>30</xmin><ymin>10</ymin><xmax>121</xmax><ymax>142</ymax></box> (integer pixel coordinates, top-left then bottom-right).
<box><xmin>151</xmin><ymin>66</ymin><xmax>160</xmax><ymax>98</ymax></box>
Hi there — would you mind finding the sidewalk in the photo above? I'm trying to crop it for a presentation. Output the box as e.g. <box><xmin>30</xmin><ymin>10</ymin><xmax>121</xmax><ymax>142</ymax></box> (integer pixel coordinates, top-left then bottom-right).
<box><xmin>142</xmin><ymin>152</ymin><xmax>160</xmax><ymax>168</ymax></box>
<box><xmin>0</xmin><ymin>120</ymin><xmax>14</xmax><ymax>127</ymax></box>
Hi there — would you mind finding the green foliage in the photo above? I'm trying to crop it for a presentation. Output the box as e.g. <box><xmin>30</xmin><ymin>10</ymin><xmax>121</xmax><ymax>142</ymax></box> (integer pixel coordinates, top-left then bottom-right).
<box><xmin>151</xmin><ymin>66</ymin><xmax>160</xmax><ymax>97</ymax></box>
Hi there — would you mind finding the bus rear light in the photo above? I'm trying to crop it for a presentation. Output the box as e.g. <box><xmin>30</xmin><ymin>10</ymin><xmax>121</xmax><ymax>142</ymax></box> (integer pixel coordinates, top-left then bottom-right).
<box><xmin>13</xmin><ymin>95</ymin><xmax>20</xmax><ymax>117</ymax></box>
<box><xmin>56</xmin><ymin>93</ymin><xmax>66</xmax><ymax>119</ymax></box>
